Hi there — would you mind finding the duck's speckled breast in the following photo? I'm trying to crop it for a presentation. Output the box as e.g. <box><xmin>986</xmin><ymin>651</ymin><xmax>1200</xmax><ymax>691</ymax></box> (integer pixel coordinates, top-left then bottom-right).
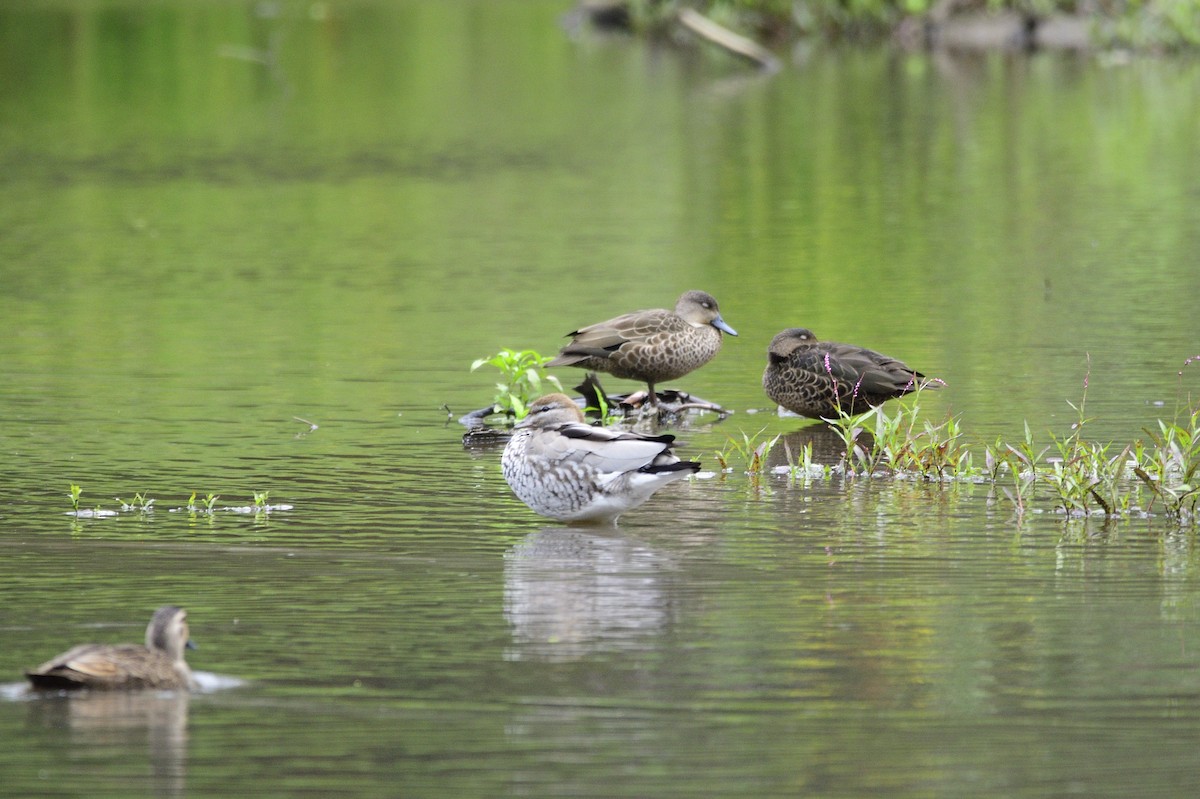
<box><xmin>763</xmin><ymin>355</ymin><xmax>844</xmax><ymax>418</ymax></box>
<box><xmin>501</xmin><ymin>429</ymin><xmax>598</xmax><ymax>520</ymax></box>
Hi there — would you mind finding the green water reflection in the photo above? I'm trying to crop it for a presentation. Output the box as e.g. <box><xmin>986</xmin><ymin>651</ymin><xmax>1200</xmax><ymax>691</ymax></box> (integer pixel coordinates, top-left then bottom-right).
<box><xmin>2</xmin><ymin>1</ymin><xmax>1200</xmax><ymax>797</ymax></box>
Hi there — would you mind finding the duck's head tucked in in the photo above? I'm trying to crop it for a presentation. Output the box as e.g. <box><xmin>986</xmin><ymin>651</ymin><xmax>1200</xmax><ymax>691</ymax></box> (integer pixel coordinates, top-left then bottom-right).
<box><xmin>762</xmin><ymin>327</ymin><xmax>936</xmax><ymax>420</ymax></box>
<box><xmin>502</xmin><ymin>393</ymin><xmax>700</xmax><ymax>524</ymax></box>
<box><xmin>766</xmin><ymin>328</ymin><xmax>817</xmax><ymax>361</ymax></box>
<box><xmin>515</xmin><ymin>393</ymin><xmax>587</xmax><ymax>430</ymax></box>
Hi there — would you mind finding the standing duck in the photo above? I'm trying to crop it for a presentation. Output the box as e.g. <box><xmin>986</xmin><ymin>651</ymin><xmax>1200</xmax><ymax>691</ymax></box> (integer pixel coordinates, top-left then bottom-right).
<box><xmin>762</xmin><ymin>328</ymin><xmax>935</xmax><ymax>419</ymax></box>
<box><xmin>502</xmin><ymin>393</ymin><xmax>701</xmax><ymax>523</ymax></box>
<box><xmin>25</xmin><ymin>606</ymin><xmax>198</xmax><ymax>691</ymax></box>
<box><xmin>546</xmin><ymin>290</ymin><xmax>737</xmax><ymax>406</ymax></box>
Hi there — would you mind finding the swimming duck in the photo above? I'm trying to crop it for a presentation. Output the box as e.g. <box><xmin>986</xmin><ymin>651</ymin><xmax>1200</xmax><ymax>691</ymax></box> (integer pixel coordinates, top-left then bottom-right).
<box><xmin>25</xmin><ymin>606</ymin><xmax>198</xmax><ymax>691</ymax></box>
<box><xmin>546</xmin><ymin>290</ymin><xmax>737</xmax><ymax>406</ymax></box>
<box><xmin>502</xmin><ymin>393</ymin><xmax>701</xmax><ymax>522</ymax></box>
<box><xmin>762</xmin><ymin>328</ymin><xmax>934</xmax><ymax>419</ymax></box>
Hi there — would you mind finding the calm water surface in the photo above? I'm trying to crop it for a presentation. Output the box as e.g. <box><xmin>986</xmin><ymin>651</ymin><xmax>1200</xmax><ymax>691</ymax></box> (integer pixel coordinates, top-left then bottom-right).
<box><xmin>2</xmin><ymin>1</ymin><xmax>1200</xmax><ymax>797</ymax></box>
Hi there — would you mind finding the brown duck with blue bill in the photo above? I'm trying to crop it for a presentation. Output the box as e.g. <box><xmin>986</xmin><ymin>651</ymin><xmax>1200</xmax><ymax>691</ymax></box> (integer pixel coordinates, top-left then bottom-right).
<box><xmin>545</xmin><ymin>290</ymin><xmax>737</xmax><ymax>407</ymax></box>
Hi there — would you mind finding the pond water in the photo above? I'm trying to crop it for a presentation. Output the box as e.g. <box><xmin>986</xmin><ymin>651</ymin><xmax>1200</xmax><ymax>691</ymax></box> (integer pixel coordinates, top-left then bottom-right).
<box><xmin>2</xmin><ymin>1</ymin><xmax>1200</xmax><ymax>797</ymax></box>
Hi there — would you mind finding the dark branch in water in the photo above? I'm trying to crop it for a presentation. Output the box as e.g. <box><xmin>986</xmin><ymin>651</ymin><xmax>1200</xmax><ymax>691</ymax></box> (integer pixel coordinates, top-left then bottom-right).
<box><xmin>569</xmin><ymin>1</ymin><xmax>1117</xmax><ymax>53</ymax></box>
<box><xmin>675</xmin><ymin>8</ymin><xmax>781</xmax><ymax>71</ymax></box>
<box><xmin>459</xmin><ymin>373</ymin><xmax>731</xmax><ymax>447</ymax></box>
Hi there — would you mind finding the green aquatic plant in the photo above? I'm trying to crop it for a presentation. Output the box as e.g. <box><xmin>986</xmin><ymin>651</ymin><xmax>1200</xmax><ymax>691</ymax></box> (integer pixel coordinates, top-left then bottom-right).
<box><xmin>859</xmin><ymin>394</ymin><xmax>972</xmax><ymax>480</ymax></box>
<box><xmin>715</xmin><ymin>427</ymin><xmax>780</xmax><ymax>474</ymax></box>
<box><xmin>64</xmin><ymin>486</ymin><xmax>290</xmax><ymax>519</ymax></box>
<box><xmin>1038</xmin><ymin>364</ymin><xmax>1137</xmax><ymax>517</ymax></box>
<box><xmin>581</xmin><ymin>384</ymin><xmax>627</xmax><ymax>425</ymax></box>
<box><xmin>1133</xmin><ymin>410</ymin><xmax>1200</xmax><ymax>521</ymax></box>
<box><xmin>983</xmin><ymin>423</ymin><xmax>1044</xmax><ymax>516</ymax></box>
<box><xmin>821</xmin><ymin>391</ymin><xmax>973</xmax><ymax>480</ymax></box>
<box><xmin>185</xmin><ymin>492</ymin><xmax>221</xmax><ymax>515</ymax></box>
<box><xmin>65</xmin><ymin>483</ymin><xmax>117</xmax><ymax>519</ymax></box>
<box><xmin>903</xmin><ymin>415</ymin><xmax>973</xmax><ymax>479</ymax></box>
<box><xmin>117</xmin><ymin>492</ymin><xmax>156</xmax><ymax>512</ymax></box>
<box><xmin>822</xmin><ymin>405</ymin><xmax>883</xmax><ymax>476</ymax></box>
<box><xmin>749</xmin><ymin>356</ymin><xmax>1200</xmax><ymax>527</ymax></box>
<box><xmin>1046</xmin><ymin>438</ymin><xmax>1131</xmax><ymax>516</ymax></box>
<box><xmin>780</xmin><ymin>438</ymin><xmax>828</xmax><ymax>482</ymax></box>
<box><xmin>471</xmin><ymin>348</ymin><xmax>563</xmax><ymax>420</ymax></box>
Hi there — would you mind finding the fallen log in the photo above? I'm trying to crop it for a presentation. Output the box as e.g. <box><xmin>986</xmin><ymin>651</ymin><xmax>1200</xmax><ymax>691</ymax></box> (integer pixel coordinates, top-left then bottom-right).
<box><xmin>458</xmin><ymin>373</ymin><xmax>732</xmax><ymax>447</ymax></box>
<box><xmin>675</xmin><ymin>8</ymin><xmax>781</xmax><ymax>71</ymax></box>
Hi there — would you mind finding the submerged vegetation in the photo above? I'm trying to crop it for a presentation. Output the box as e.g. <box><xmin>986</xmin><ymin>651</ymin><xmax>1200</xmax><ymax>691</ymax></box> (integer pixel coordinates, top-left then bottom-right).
<box><xmin>714</xmin><ymin>427</ymin><xmax>781</xmax><ymax>473</ymax></box>
<box><xmin>65</xmin><ymin>487</ymin><xmax>292</xmax><ymax>519</ymax></box>
<box><xmin>1132</xmin><ymin>414</ymin><xmax>1200</xmax><ymax>520</ymax></box>
<box><xmin>735</xmin><ymin>363</ymin><xmax>1200</xmax><ymax>526</ymax></box>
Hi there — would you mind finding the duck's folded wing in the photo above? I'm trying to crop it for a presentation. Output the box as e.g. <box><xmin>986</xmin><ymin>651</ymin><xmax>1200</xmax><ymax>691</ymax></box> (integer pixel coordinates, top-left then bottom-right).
<box><xmin>828</xmin><ymin>349</ymin><xmax>922</xmax><ymax>394</ymax></box>
<box><xmin>60</xmin><ymin>645</ymin><xmax>138</xmax><ymax>680</ymax></box>
<box><xmin>560</xmin><ymin>423</ymin><xmax>673</xmax><ymax>444</ymax></box>
<box><xmin>551</xmin><ymin>309</ymin><xmax>680</xmax><ymax>358</ymax></box>
<box><xmin>28</xmin><ymin>644</ymin><xmax>124</xmax><ymax>681</ymax></box>
<box><xmin>548</xmin><ymin>325</ymin><xmax>630</xmax><ymax>360</ymax></box>
<box><xmin>551</xmin><ymin>423</ymin><xmax>676</xmax><ymax>472</ymax></box>
<box><xmin>557</xmin><ymin>312</ymin><xmax>657</xmax><ymax>353</ymax></box>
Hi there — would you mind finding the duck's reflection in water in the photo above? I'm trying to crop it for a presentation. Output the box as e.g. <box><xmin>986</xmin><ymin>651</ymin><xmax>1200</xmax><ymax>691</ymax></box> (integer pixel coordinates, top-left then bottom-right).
<box><xmin>26</xmin><ymin>689</ymin><xmax>189</xmax><ymax>798</ymax></box>
<box><xmin>766</xmin><ymin>423</ymin><xmax>869</xmax><ymax>469</ymax></box>
<box><xmin>504</xmin><ymin>527</ymin><xmax>675</xmax><ymax>662</ymax></box>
